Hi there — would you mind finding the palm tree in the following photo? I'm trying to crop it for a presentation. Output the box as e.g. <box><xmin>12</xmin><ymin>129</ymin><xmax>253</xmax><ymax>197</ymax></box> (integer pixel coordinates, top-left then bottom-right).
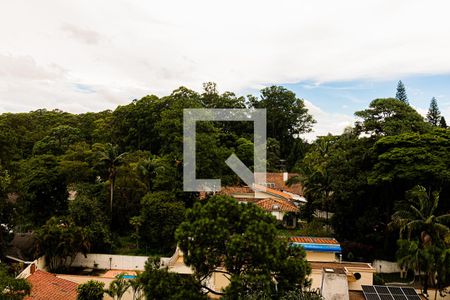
<box><xmin>76</xmin><ymin>280</ymin><xmax>105</xmax><ymax>300</ymax></box>
<box><xmin>129</xmin><ymin>274</ymin><xmax>144</xmax><ymax>300</ymax></box>
<box><xmin>106</xmin><ymin>273</ymin><xmax>130</xmax><ymax>300</ymax></box>
<box><xmin>287</xmin><ymin>138</ymin><xmax>334</xmax><ymax>222</ymax></box>
<box><xmin>97</xmin><ymin>144</ymin><xmax>127</xmax><ymax>214</ymax></box>
<box><xmin>390</xmin><ymin>185</ymin><xmax>450</xmax><ymax>295</ymax></box>
<box><xmin>136</xmin><ymin>157</ymin><xmax>159</xmax><ymax>192</ymax></box>
<box><xmin>390</xmin><ymin>185</ymin><xmax>450</xmax><ymax>244</ymax></box>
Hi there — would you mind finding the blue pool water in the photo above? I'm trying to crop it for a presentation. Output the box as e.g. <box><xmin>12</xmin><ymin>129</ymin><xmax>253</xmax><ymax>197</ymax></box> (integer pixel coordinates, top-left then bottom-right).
<box><xmin>122</xmin><ymin>274</ymin><xmax>136</xmax><ymax>279</ymax></box>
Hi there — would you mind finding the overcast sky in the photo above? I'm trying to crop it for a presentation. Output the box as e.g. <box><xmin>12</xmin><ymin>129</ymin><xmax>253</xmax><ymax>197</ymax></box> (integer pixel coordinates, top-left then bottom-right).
<box><xmin>1</xmin><ymin>0</ymin><xmax>450</xmax><ymax>139</ymax></box>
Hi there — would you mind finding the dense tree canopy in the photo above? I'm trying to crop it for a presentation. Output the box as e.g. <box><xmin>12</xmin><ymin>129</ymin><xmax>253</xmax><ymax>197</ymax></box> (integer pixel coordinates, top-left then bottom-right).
<box><xmin>0</xmin><ymin>81</ymin><xmax>449</xmax><ymax>293</ymax></box>
<box><xmin>355</xmin><ymin>98</ymin><xmax>430</xmax><ymax>136</ymax></box>
<box><xmin>176</xmin><ymin>195</ymin><xmax>310</xmax><ymax>298</ymax></box>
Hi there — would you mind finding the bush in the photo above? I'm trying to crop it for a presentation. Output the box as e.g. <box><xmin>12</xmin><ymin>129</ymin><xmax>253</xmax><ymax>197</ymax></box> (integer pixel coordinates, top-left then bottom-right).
<box><xmin>76</xmin><ymin>280</ymin><xmax>105</xmax><ymax>300</ymax></box>
<box><xmin>373</xmin><ymin>274</ymin><xmax>385</xmax><ymax>285</ymax></box>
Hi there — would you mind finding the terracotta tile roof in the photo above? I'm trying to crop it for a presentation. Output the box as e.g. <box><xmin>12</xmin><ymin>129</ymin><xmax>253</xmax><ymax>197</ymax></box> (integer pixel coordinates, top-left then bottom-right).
<box><xmin>218</xmin><ymin>186</ymin><xmax>254</xmax><ymax>196</ymax></box>
<box><xmin>289</xmin><ymin>236</ymin><xmax>339</xmax><ymax>245</ymax></box>
<box><xmin>255</xmin><ymin>198</ymin><xmax>299</xmax><ymax>213</ymax></box>
<box><xmin>253</xmin><ymin>184</ymin><xmax>294</xmax><ymax>200</ymax></box>
<box><xmin>25</xmin><ymin>270</ymin><xmax>78</xmax><ymax>300</ymax></box>
<box><xmin>255</xmin><ymin>172</ymin><xmax>304</xmax><ymax>195</ymax></box>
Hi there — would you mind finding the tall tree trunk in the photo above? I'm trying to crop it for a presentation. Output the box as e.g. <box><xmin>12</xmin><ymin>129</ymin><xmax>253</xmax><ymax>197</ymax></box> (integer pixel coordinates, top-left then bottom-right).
<box><xmin>110</xmin><ymin>179</ymin><xmax>114</xmax><ymax>214</ymax></box>
<box><xmin>423</xmin><ymin>272</ymin><xmax>429</xmax><ymax>295</ymax></box>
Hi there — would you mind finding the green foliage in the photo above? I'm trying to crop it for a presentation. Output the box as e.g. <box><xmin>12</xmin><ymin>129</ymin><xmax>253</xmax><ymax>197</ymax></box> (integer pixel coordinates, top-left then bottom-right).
<box><xmin>134</xmin><ymin>192</ymin><xmax>185</xmax><ymax>254</ymax></box>
<box><xmin>395</xmin><ymin>80</ymin><xmax>409</xmax><ymax>104</ymax></box>
<box><xmin>139</xmin><ymin>258</ymin><xmax>206</xmax><ymax>300</ymax></box>
<box><xmin>250</xmin><ymin>86</ymin><xmax>315</xmax><ymax>158</ymax></box>
<box><xmin>0</xmin><ymin>169</ymin><xmax>13</xmax><ymax>258</ymax></box>
<box><xmin>0</xmin><ymin>263</ymin><xmax>31</xmax><ymax>299</ymax></box>
<box><xmin>440</xmin><ymin>116</ymin><xmax>447</xmax><ymax>128</ymax></box>
<box><xmin>391</xmin><ymin>186</ymin><xmax>450</xmax><ymax>294</ymax></box>
<box><xmin>373</xmin><ymin>273</ymin><xmax>385</xmax><ymax>285</ymax></box>
<box><xmin>371</xmin><ymin>129</ymin><xmax>450</xmax><ymax>185</ymax></box>
<box><xmin>106</xmin><ymin>273</ymin><xmax>130</xmax><ymax>300</ymax></box>
<box><xmin>76</xmin><ymin>280</ymin><xmax>105</xmax><ymax>300</ymax></box>
<box><xmin>96</xmin><ymin>143</ymin><xmax>127</xmax><ymax>215</ymax></box>
<box><xmin>293</xmin><ymin>136</ymin><xmax>335</xmax><ymax>221</ymax></box>
<box><xmin>355</xmin><ymin>98</ymin><xmax>429</xmax><ymax>136</ymax></box>
<box><xmin>33</xmin><ymin>125</ymin><xmax>81</xmax><ymax>155</ymax></box>
<box><xmin>68</xmin><ymin>195</ymin><xmax>112</xmax><ymax>252</ymax></box>
<box><xmin>36</xmin><ymin>216</ymin><xmax>91</xmax><ymax>272</ymax></box>
<box><xmin>18</xmin><ymin>155</ymin><xmax>68</xmax><ymax>225</ymax></box>
<box><xmin>176</xmin><ymin>195</ymin><xmax>310</xmax><ymax>298</ymax></box>
<box><xmin>426</xmin><ymin>97</ymin><xmax>441</xmax><ymax>126</ymax></box>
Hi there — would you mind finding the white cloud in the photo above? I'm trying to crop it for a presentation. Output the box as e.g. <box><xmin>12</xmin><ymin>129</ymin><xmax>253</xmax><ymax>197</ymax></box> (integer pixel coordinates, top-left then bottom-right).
<box><xmin>302</xmin><ymin>100</ymin><xmax>355</xmax><ymax>141</ymax></box>
<box><xmin>1</xmin><ymin>0</ymin><xmax>450</xmax><ymax>136</ymax></box>
<box><xmin>61</xmin><ymin>24</ymin><xmax>103</xmax><ymax>45</ymax></box>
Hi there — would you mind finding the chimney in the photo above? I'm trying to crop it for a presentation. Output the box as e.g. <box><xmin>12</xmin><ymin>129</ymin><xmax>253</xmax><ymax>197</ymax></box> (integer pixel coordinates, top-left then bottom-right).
<box><xmin>283</xmin><ymin>172</ymin><xmax>288</xmax><ymax>182</ymax></box>
<box><xmin>30</xmin><ymin>263</ymin><xmax>36</xmax><ymax>274</ymax></box>
<box><xmin>320</xmin><ymin>268</ymin><xmax>349</xmax><ymax>300</ymax></box>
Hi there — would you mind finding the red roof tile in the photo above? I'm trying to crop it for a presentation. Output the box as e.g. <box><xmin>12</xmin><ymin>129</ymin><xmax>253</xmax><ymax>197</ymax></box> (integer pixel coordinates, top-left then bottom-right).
<box><xmin>253</xmin><ymin>184</ymin><xmax>294</xmax><ymax>200</ymax></box>
<box><xmin>25</xmin><ymin>270</ymin><xmax>78</xmax><ymax>300</ymax></box>
<box><xmin>255</xmin><ymin>172</ymin><xmax>304</xmax><ymax>195</ymax></box>
<box><xmin>289</xmin><ymin>236</ymin><xmax>339</xmax><ymax>245</ymax></box>
<box><xmin>218</xmin><ymin>186</ymin><xmax>254</xmax><ymax>196</ymax></box>
<box><xmin>255</xmin><ymin>198</ymin><xmax>299</xmax><ymax>213</ymax></box>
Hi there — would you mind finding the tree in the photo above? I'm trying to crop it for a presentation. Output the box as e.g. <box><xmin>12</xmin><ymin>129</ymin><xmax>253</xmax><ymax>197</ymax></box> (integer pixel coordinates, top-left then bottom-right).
<box><xmin>396</xmin><ymin>80</ymin><xmax>409</xmax><ymax>104</ymax></box>
<box><xmin>370</xmin><ymin>129</ymin><xmax>450</xmax><ymax>187</ymax></box>
<box><xmin>426</xmin><ymin>97</ymin><xmax>441</xmax><ymax>126</ymax></box>
<box><xmin>129</xmin><ymin>275</ymin><xmax>145</xmax><ymax>300</ymax></box>
<box><xmin>0</xmin><ymin>264</ymin><xmax>31</xmax><ymax>299</ymax></box>
<box><xmin>176</xmin><ymin>195</ymin><xmax>310</xmax><ymax>298</ymax></box>
<box><xmin>0</xmin><ymin>169</ymin><xmax>13</xmax><ymax>258</ymax></box>
<box><xmin>355</xmin><ymin>98</ymin><xmax>429</xmax><ymax>136</ymax></box>
<box><xmin>18</xmin><ymin>155</ymin><xmax>68</xmax><ymax>225</ymax></box>
<box><xmin>36</xmin><ymin>217</ymin><xmax>91</xmax><ymax>272</ymax></box>
<box><xmin>106</xmin><ymin>273</ymin><xmax>130</xmax><ymax>300</ymax></box>
<box><xmin>249</xmin><ymin>86</ymin><xmax>315</xmax><ymax>158</ymax></box>
<box><xmin>97</xmin><ymin>143</ymin><xmax>127</xmax><ymax>214</ymax></box>
<box><xmin>292</xmin><ymin>137</ymin><xmax>335</xmax><ymax>222</ymax></box>
<box><xmin>32</xmin><ymin>125</ymin><xmax>81</xmax><ymax>155</ymax></box>
<box><xmin>440</xmin><ymin>116</ymin><xmax>447</xmax><ymax>128</ymax></box>
<box><xmin>76</xmin><ymin>280</ymin><xmax>105</xmax><ymax>300</ymax></box>
<box><xmin>390</xmin><ymin>185</ymin><xmax>450</xmax><ymax>295</ymax></box>
<box><xmin>68</xmin><ymin>195</ymin><xmax>112</xmax><ymax>252</ymax></box>
<box><xmin>134</xmin><ymin>192</ymin><xmax>185</xmax><ymax>253</ymax></box>
<box><xmin>139</xmin><ymin>257</ymin><xmax>206</xmax><ymax>300</ymax></box>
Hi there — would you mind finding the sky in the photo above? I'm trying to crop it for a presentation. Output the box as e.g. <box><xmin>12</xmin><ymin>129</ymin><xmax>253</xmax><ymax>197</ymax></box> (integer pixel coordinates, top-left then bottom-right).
<box><xmin>1</xmin><ymin>0</ymin><xmax>450</xmax><ymax>140</ymax></box>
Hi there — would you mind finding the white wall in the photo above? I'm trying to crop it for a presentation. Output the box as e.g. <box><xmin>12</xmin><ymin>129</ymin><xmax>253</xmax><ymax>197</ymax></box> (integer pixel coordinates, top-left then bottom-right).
<box><xmin>16</xmin><ymin>256</ymin><xmax>46</xmax><ymax>279</ymax></box>
<box><xmin>373</xmin><ymin>260</ymin><xmax>402</xmax><ymax>273</ymax></box>
<box><xmin>71</xmin><ymin>253</ymin><xmax>149</xmax><ymax>271</ymax></box>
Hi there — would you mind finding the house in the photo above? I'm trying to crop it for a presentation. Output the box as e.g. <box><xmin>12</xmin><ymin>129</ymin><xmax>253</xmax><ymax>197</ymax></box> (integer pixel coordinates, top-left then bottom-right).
<box><xmin>290</xmin><ymin>236</ymin><xmax>375</xmax><ymax>293</ymax></box>
<box><xmin>162</xmin><ymin>236</ymin><xmax>375</xmax><ymax>298</ymax></box>
<box><xmin>219</xmin><ymin>172</ymin><xmax>306</xmax><ymax>203</ymax></box>
<box><xmin>218</xmin><ymin>172</ymin><xmax>306</xmax><ymax>226</ymax></box>
<box><xmin>16</xmin><ymin>254</ymin><xmax>149</xmax><ymax>300</ymax></box>
<box><xmin>25</xmin><ymin>270</ymin><xmax>79</xmax><ymax>300</ymax></box>
<box><xmin>290</xmin><ymin>236</ymin><xmax>342</xmax><ymax>262</ymax></box>
<box><xmin>255</xmin><ymin>197</ymin><xmax>299</xmax><ymax>227</ymax></box>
